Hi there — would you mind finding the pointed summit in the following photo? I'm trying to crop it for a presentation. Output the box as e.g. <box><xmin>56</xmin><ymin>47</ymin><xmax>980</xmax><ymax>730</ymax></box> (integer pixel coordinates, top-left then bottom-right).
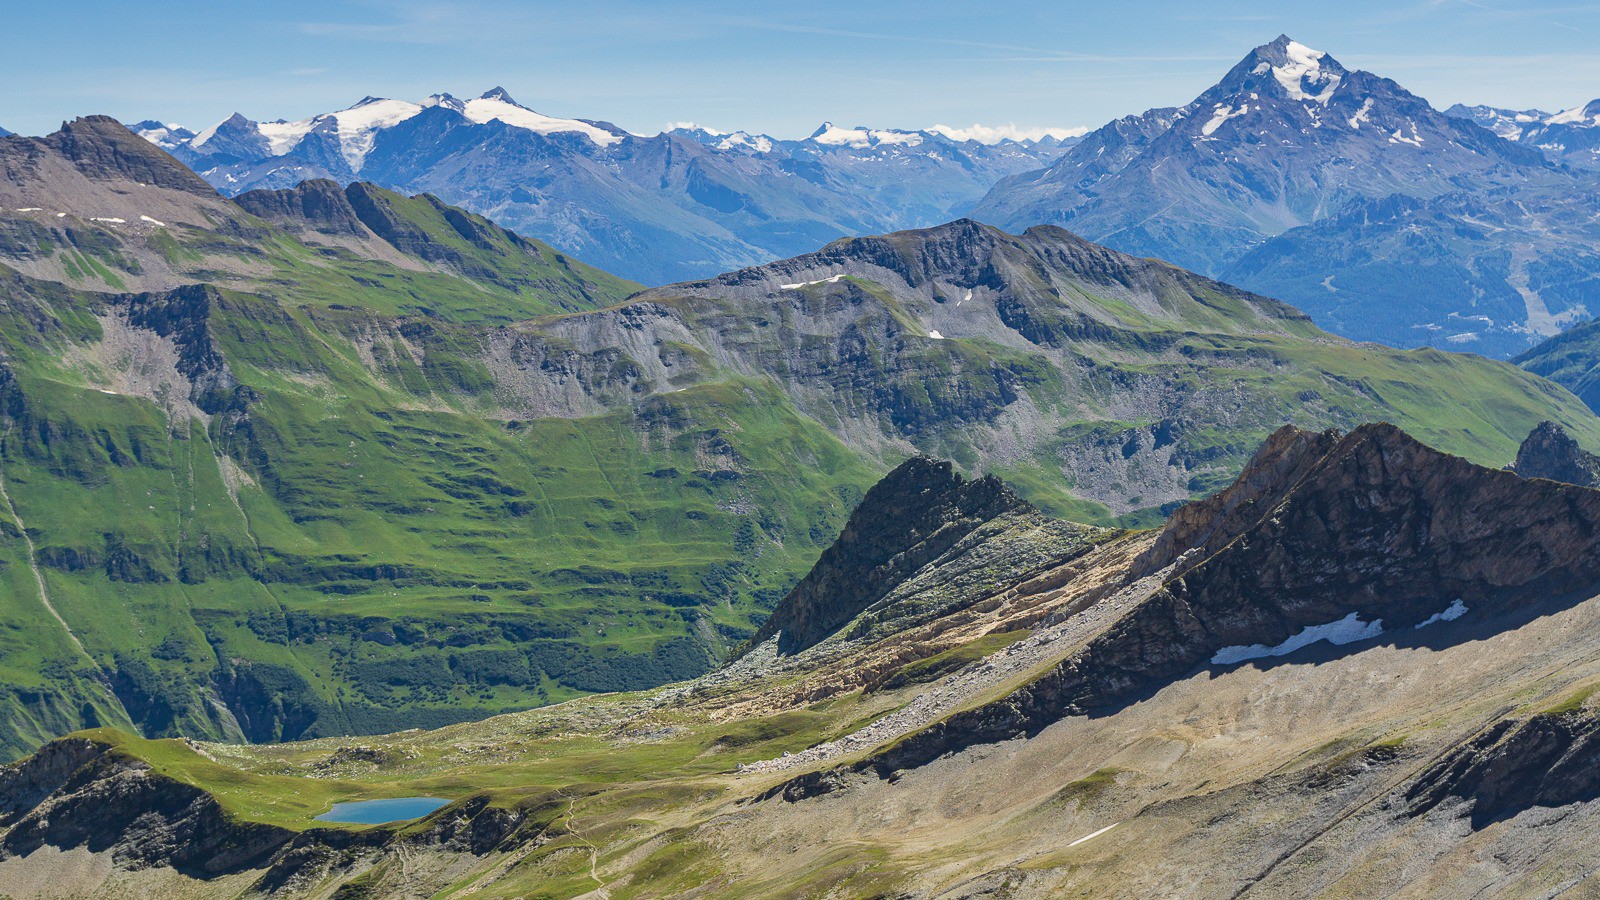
<box><xmin>480</xmin><ymin>86</ymin><xmax>519</xmax><ymax>105</ymax></box>
<box><xmin>1224</xmin><ymin>35</ymin><xmax>1346</xmax><ymax>104</ymax></box>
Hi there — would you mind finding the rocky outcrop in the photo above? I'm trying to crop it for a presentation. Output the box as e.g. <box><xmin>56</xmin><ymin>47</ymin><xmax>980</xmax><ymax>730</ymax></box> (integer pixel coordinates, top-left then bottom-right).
<box><xmin>1132</xmin><ymin>424</ymin><xmax>1343</xmax><ymax>578</ymax></box>
<box><xmin>802</xmin><ymin>423</ymin><xmax>1600</xmax><ymax>785</ymax></box>
<box><xmin>1406</xmin><ymin>704</ymin><xmax>1600</xmax><ymax>827</ymax></box>
<box><xmin>0</xmin><ymin>737</ymin><xmax>294</xmax><ymax>875</ymax></box>
<box><xmin>119</xmin><ymin>283</ymin><xmax>255</xmax><ymax>417</ymax></box>
<box><xmin>747</xmin><ymin>457</ymin><xmax>1030</xmax><ymax>655</ymax></box>
<box><xmin>37</xmin><ymin>116</ymin><xmax>217</xmax><ymax>197</ymax></box>
<box><xmin>234</xmin><ymin>179</ymin><xmax>373</xmax><ymax>237</ymax></box>
<box><xmin>1513</xmin><ymin>420</ymin><xmax>1600</xmax><ymax>488</ymax></box>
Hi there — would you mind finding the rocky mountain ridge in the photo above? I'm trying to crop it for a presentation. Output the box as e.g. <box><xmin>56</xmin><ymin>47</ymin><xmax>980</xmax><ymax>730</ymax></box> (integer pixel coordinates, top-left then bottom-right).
<box><xmin>799</xmin><ymin>421</ymin><xmax>1600</xmax><ymax>783</ymax></box>
<box><xmin>129</xmin><ymin>90</ymin><xmax>1075</xmax><ymax>284</ymax></box>
<box><xmin>1446</xmin><ymin>100</ymin><xmax>1600</xmax><ymax>168</ymax></box>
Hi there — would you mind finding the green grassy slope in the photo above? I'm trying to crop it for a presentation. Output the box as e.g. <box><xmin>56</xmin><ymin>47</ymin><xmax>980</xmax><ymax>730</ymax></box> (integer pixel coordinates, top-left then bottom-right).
<box><xmin>1515</xmin><ymin>317</ymin><xmax>1600</xmax><ymax>415</ymax></box>
<box><xmin>0</xmin><ymin>265</ymin><xmax>872</xmax><ymax>757</ymax></box>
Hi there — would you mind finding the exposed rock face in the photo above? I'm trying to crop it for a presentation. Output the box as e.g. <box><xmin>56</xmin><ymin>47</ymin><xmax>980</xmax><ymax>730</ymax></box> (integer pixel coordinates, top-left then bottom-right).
<box><xmin>749</xmin><ymin>457</ymin><xmax>1029</xmax><ymax>655</ymax></box>
<box><xmin>36</xmin><ymin>116</ymin><xmax>217</xmax><ymax>197</ymax></box>
<box><xmin>234</xmin><ymin>178</ymin><xmax>372</xmax><ymax>237</ymax></box>
<box><xmin>1132</xmin><ymin>424</ymin><xmax>1343</xmax><ymax>578</ymax></box>
<box><xmin>820</xmin><ymin>423</ymin><xmax>1600</xmax><ymax>780</ymax></box>
<box><xmin>1513</xmin><ymin>420</ymin><xmax>1600</xmax><ymax>488</ymax></box>
<box><xmin>0</xmin><ymin>737</ymin><xmax>293</xmax><ymax>875</ymax></box>
<box><xmin>1407</xmin><ymin>705</ymin><xmax>1600</xmax><ymax>828</ymax></box>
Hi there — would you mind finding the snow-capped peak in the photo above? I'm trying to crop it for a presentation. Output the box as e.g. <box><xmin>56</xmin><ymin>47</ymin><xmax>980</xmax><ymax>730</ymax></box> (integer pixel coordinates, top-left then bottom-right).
<box><xmin>717</xmin><ymin>132</ymin><xmax>774</xmax><ymax>153</ymax></box>
<box><xmin>926</xmin><ymin>123</ymin><xmax>1088</xmax><ymax>145</ymax></box>
<box><xmin>1547</xmin><ymin>99</ymin><xmax>1600</xmax><ymax>128</ymax></box>
<box><xmin>667</xmin><ymin>121</ymin><xmax>725</xmax><ymax>136</ymax></box>
<box><xmin>452</xmin><ymin>89</ymin><xmax>624</xmax><ymax>147</ymax></box>
<box><xmin>809</xmin><ymin>122</ymin><xmax>923</xmax><ymax>148</ymax></box>
<box><xmin>1228</xmin><ymin>34</ymin><xmax>1344</xmax><ymax>106</ymax></box>
<box><xmin>189</xmin><ymin>112</ymin><xmax>254</xmax><ymax>149</ymax></box>
<box><xmin>1253</xmin><ymin>37</ymin><xmax>1343</xmax><ymax>105</ymax></box>
<box><xmin>130</xmin><ymin>120</ymin><xmax>194</xmax><ymax>150</ymax></box>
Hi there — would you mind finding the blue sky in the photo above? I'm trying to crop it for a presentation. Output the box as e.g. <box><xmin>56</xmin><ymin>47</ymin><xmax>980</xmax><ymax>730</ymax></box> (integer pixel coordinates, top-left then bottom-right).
<box><xmin>5</xmin><ymin>0</ymin><xmax>1600</xmax><ymax>137</ymax></box>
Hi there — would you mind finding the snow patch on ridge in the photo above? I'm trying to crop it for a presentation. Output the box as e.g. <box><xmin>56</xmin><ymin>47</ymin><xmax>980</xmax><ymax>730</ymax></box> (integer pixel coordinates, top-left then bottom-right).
<box><xmin>1415</xmin><ymin>599</ymin><xmax>1468</xmax><ymax>629</ymax></box>
<box><xmin>1213</xmin><ymin>598</ymin><xmax>1471</xmax><ymax>666</ymax></box>
<box><xmin>780</xmin><ymin>274</ymin><xmax>845</xmax><ymax>290</ymax></box>
<box><xmin>1212</xmin><ymin>613</ymin><xmax>1384</xmax><ymax>665</ymax></box>
<box><xmin>1348</xmin><ymin>97</ymin><xmax>1375</xmax><ymax>130</ymax></box>
<box><xmin>1203</xmin><ymin>104</ymin><xmax>1251</xmax><ymax>136</ymax></box>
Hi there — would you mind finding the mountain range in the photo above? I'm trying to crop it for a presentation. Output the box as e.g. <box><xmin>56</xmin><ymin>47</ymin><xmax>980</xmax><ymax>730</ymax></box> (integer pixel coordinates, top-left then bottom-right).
<box><xmin>127</xmin><ymin>90</ymin><xmax>1075</xmax><ymax>285</ymax></box>
<box><xmin>974</xmin><ymin>35</ymin><xmax>1600</xmax><ymax>358</ymax></box>
<box><xmin>112</xmin><ymin>39</ymin><xmax>1600</xmax><ymax>362</ymax></box>
<box><xmin>1446</xmin><ymin>100</ymin><xmax>1600</xmax><ymax>167</ymax></box>
<box><xmin>0</xmin><ymin>115</ymin><xmax>1593</xmax><ymax>761</ymax></box>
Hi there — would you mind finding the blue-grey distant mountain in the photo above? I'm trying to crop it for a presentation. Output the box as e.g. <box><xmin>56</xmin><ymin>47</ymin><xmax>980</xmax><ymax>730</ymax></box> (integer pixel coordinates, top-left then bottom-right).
<box><xmin>135</xmin><ymin>90</ymin><xmax>1076</xmax><ymax>284</ymax></box>
<box><xmin>974</xmin><ymin>35</ymin><xmax>1600</xmax><ymax>358</ymax></box>
<box><xmin>1446</xmin><ymin>101</ymin><xmax>1600</xmax><ymax>169</ymax></box>
<box><xmin>128</xmin><ymin>120</ymin><xmax>195</xmax><ymax>152</ymax></box>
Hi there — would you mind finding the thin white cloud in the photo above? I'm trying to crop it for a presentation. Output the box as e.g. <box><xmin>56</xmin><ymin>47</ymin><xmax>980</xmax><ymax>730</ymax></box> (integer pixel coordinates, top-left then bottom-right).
<box><xmin>927</xmin><ymin>123</ymin><xmax>1089</xmax><ymax>144</ymax></box>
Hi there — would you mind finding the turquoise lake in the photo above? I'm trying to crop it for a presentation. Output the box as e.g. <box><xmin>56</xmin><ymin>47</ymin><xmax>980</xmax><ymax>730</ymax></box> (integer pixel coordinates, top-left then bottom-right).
<box><xmin>314</xmin><ymin>796</ymin><xmax>450</xmax><ymax>824</ymax></box>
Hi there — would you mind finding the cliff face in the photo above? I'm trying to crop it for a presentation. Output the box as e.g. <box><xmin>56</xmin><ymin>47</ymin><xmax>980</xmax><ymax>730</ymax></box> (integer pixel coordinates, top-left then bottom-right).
<box><xmin>748</xmin><ymin>457</ymin><xmax>1030</xmax><ymax>655</ymax></box>
<box><xmin>837</xmin><ymin>423</ymin><xmax>1600</xmax><ymax>779</ymax></box>
<box><xmin>0</xmin><ymin>737</ymin><xmax>293</xmax><ymax>875</ymax></box>
<box><xmin>233</xmin><ymin>179</ymin><xmax>373</xmax><ymax>237</ymax></box>
<box><xmin>1407</xmin><ymin>704</ymin><xmax>1600</xmax><ymax>828</ymax></box>
<box><xmin>1513</xmin><ymin>420</ymin><xmax>1600</xmax><ymax>488</ymax></box>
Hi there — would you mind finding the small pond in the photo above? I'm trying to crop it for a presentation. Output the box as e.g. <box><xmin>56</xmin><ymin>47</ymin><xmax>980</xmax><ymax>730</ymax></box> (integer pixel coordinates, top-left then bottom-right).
<box><xmin>314</xmin><ymin>796</ymin><xmax>450</xmax><ymax>824</ymax></box>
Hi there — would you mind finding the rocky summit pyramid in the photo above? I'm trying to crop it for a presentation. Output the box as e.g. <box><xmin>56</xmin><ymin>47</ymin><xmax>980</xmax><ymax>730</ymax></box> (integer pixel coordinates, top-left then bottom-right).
<box><xmin>1514</xmin><ymin>421</ymin><xmax>1600</xmax><ymax>488</ymax></box>
<box><xmin>975</xmin><ymin>36</ymin><xmax>1600</xmax><ymax>358</ymax></box>
<box><xmin>974</xmin><ymin>35</ymin><xmax>1541</xmax><ymax>276</ymax></box>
